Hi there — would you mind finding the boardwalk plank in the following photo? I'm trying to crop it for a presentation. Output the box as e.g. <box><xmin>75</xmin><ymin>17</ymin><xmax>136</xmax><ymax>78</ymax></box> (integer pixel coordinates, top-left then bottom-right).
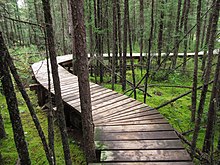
<box><xmin>95</xmin><ymin>140</ymin><xmax>184</xmax><ymax>150</ymax></box>
<box><xmin>100</xmin><ymin>150</ymin><xmax>191</xmax><ymax>162</ymax></box>
<box><xmin>95</xmin><ymin>131</ymin><xmax>179</xmax><ymax>141</ymax></box>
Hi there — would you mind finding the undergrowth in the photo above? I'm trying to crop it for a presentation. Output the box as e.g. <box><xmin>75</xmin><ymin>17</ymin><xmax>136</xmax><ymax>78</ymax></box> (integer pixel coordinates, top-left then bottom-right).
<box><xmin>0</xmin><ymin>45</ymin><xmax>86</xmax><ymax>164</ymax></box>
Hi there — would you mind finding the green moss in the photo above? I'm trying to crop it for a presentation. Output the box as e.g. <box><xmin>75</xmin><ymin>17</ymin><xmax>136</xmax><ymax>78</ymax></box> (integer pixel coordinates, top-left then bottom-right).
<box><xmin>0</xmin><ymin>91</ymin><xmax>86</xmax><ymax>164</ymax></box>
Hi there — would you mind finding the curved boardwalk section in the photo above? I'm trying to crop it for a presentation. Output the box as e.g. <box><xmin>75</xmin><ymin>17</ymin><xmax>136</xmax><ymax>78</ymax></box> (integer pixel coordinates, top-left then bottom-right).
<box><xmin>32</xmin><ymin>55</ymin><xmax>193</xmax><ymax>165</ymax></box>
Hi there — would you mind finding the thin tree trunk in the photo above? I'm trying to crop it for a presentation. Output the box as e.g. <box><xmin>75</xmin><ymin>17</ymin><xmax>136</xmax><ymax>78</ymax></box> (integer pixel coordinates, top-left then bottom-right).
<box><xmin>183</xmin><ymin>0</ymin><xmax>190</xmax><ymax>72</ymax></box>
<box><xmin>69</xmin><ymin>0</ymin><xmax>77</xmax><ymax>75</ymax></box>
<box><xmin>139</xmin><ymin>0</ymin><xmax>144</xmax><ymax>74</ymax></box>
<box><xmin>106</xmin><ymin>0</ymin><xmax>111</xmax><ymax>66</ymax></box>
<box><xmin>0</xmin><ymin>32</ymin><xmax>31</xmax><ymax>165</ymax></box>
<box><xmin>41</xmin><ymin>1</ymin><xmax>72</xmax><ymax>164</ymax></box>
<box><xmin>200</xmin><ymin>0</ymin><xmax>210</xmax><ymax>49</ymax></box>
<box><xmin>88</xmin><ymin>0</ymin><xmax>94</xmax><ymax>76</ymax></box>
<box><xmin>93</xmin><ymin>0</ymin><xmax>98</xmax><ymax>84</ymax></box>
<box><xmin>127</xmin><ymin>0</ymin><xmax>136</xmax><ymax>99</ymax></box>
<box><xmin>60</xmin><ymin>0</ymin><xmax>67</xmax><ymax>55</ymax></box>
<box><xmin>117</xmin><ymin>0</ymin><xmax>122</xmax><ymax>82</ymax></box>
<box><xmin>144</xmin><ymin>0</ymin><xmax>154</xmax><ymax>103</ymax></box>
<box><xmin>202</xmin><ymin>51</ymin><xmax>220</xmax><ymax>154</ymax></box>
<box><xmin>172</xmin><ymin>0</ymin><xmax>182</xmax><ymax>69</ymax></box>
<box><xmin>201</xmin><ymin>0</ymin><xmax>216</xmax><ymax>71</ymax></box>
<box><xmin>97</xmin><ymin>0</ymin><xmax>104</xmax><ymax>84</ymax></box>
<box><xmin>191</xmin><ymin>0</ymin><xmax>202</xmax><ymax>123</ymax></box>
<box><xmin>191</xmin><ymin>0</ymin><xmax>219</xmax><ymax>158</ymax></box>
<box><xmin>122</xmin><ymin>0</ymin><xmax>128</xmax><ymax>92</ymax></box>
<box><xmin>45</xmin><ymin>34</ymin><xmax>56</xmax><ymax>165</ymax></box>
<box><xmin>112</xmin><ymin>0</ymin><xmax>118</xmax><ymax>90</ymax></box>
<box><xmin>180</xmin><ymin>0</ymin><xmax>187</xmax><ymax>29</ymax></box>
<box><xmin>0</xmin><ymin>112</ymin><xmax>6</xmax><ymax>139</ymax></box>
<box><xmin>73</xmin><ymin>0</ymin><xmax>96</xmax><ymax>161</ymax></box>
<box><xmin>157</xmin><ymin>0</ymin><xmax>164</xmax><ymax>66</ymax></box>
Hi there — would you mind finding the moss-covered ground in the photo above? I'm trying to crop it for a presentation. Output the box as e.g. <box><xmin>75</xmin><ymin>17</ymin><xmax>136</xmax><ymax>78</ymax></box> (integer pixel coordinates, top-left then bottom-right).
<box><xmin>0</xmin><ymin>46</ymin><xmax>86</xmax><ymax>164</ymax></box>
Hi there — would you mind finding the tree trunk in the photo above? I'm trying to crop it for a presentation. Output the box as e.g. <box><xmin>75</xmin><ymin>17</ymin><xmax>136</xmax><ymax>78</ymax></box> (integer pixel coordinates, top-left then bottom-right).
<box><xmin>112</xmin><ymin>0</ymin><xmax>118</xmax><ymax>90</ymax></box>
<box><xmin>117</xmin><ymin>0</ymin><xmax>123</xmax><ymax>82</ymax></box>
<box><xmin>157</xmin><ymin>0</ymin><xmax>164</xmax><ymax>65</ymax></box>
<box><xmin>73</xmin><ymin>0</ymin><xmax>96</xmax><ymax>162</ymax></box>
<box><xmin>182</xmin><ymin>0</ymin><xmax>190</xmax><ymax>72</ymax></box>
<box><xmin>180</xmin><ymin>0</ymin><xmax>187</xmax><ymax>29</ymax></box>
<box><xmin>0</xmin><ymin>32</ymin><xmax>31</xmax><ymax>165</ymax></box>
<box><xmin>191</xmin><ymin>0</ymin><xmax>219</xmax><ymax>158</ymax></box>
<box><xmin>41</xmin><ymin>0</ymin><xmax>72</xmax><ymax>164</ymax></box>
<box><xmin>69</xmin><ymin>0</ymin><xmax>77</xmax><ymax>75</ymax></box>
<box><xmin>202</xmin><ymin>0</ymin><xmax>220</xmax><ymax>154</ymax></box>
<box><xmin>87</xmin><ymin>0</ymin><xmax>94</xmax><ymax>76</ymax></box>
<box><xmin>46</xmin><ymin>41</ymin><xmax>56</xmax><ymax>165</ymax></box>
<box><xmin>144</xmin><ymin>0</ymin><xmax>154</xmax><ymax>103</ymax></box>
<box><xmin>200</xmin><ymin>0</ymin><xmax>210</xmax><ymax>49</ymax></box>
<box><xmin>139</xmin><ymin>0</ymin><xmax>144</xmax><ymax>72</ymax></box>
<box><xmin>172</xmin><ymin>0</ymin><xmax>182</xmax><ymax>69</ymax></box>
<box><xmin>122</xmin><ymin>0</ymin><xmax>128</xmax><ymax>92</ymax></box>
<box><xmin>201</xmin><ymin>0</ymin><xmax>215</xmax><ymax>71</ymax></box>
<box><xmin>191</xmin><ymin>0</ymin><xmax>202</xmax><ymax>123</ymax></box>
<box><xmin>127</xmin><ymin>0</ymin><xmax>136</xmax><ymax>99</ymax></box>
<box><xmin>202</xmin><ymin>51</ymin><xmax>220</xmax><ymax>155</ymax></box>
<box><xmin>0</xmin><ymin>112</ymin><xmax>6</xmax><ymax>139</ymax></box>
<box><xmin>60</xmin><ymin>0</ymin><xmax>67</xmax><ymax>55</ymax></box>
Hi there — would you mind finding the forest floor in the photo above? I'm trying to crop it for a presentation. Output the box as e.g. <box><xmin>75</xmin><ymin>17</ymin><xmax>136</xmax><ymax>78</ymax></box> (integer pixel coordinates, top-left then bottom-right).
<box><xmin>0</xmin><ymin>46</ymin><xmax>219</xmax><ymax>164</ymax></box>
<box><xmin>0</xmin><ymin>46</ymin><xmax>86</xmax><ymax>164</ymax></box>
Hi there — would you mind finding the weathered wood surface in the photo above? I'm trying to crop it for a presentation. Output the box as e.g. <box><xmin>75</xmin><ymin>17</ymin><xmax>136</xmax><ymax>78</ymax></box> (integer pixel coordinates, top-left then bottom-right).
<box><xmin>31</xmin><ymin>55</ymin><xmax>193</xmax><ymax>164</ymax></box>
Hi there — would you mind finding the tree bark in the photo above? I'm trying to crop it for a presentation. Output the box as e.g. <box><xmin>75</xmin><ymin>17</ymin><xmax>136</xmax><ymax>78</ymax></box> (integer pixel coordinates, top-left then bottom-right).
<box><xmin>0</xmin><ymin>32</ymin><xmax>31</xmax><ymax>165</ymax></box>
<box><xmin>139</xmin><ymin>0</ymin><xmax>144</xmax><ymax>67</ymax></box>
<box><xmin>157</xmin><ymin>0</ymin><xmax>164</xmax><ymax>66</ymax></box>
<box><xmin>117</xmin><ymin>0</ymin><xmax>123</xmax><ymax>83</ymax></box>
<box><xmin>127</xmin><ymin>0</ymin><xmax>136</xmax><ymax>99</ymax></box>
<box><xmin>191</xmin><ymin>0</ymin><xmax>202</xmax><ymax>123</ymax></box>
<box><xmin>144</xmin><ymin>0</ymin><xmax>154</xmax><ymax>103</ymax></box>
<box><xmin>41</xmin><ymin>0</ymin><xmax>72</xmax><ymax>164</ymax></box>
<box><xmin>0</xmin><ymin>112</ymin><xmax>6</xmax><ymax>139</ymax></box>
<box><xmin>191</xmin><ymin>0</ymin><xmax>219</xmax><ymax>159</ymax></box>
<box><xmin>201</xmin><ymin>0</ymin><xmax>216</xmax><ymax>71</ymax></box>
<box><xmin>203</xmin><ymin>1</ymin><xmax>220</xmax><ymax>153</ymax></box>
<box><xmin>182</xmin><ymin>0</ymin><xmax>190</xmax><ymax>72</ymax></box>
<box><xmin>202</xmin><ymin>51</ymin><xmax>220</xmax><ymax>154</ymax></box>
<box><xmin>172</xmin><ymin>0</ymin><xmax>182</xmax><ymax>69</ymax></box>
<box><xmin>73</xmin><ymin>0</ymin><xmax>96</xmax><ymax>162</ymax></box>
<box><xmin>122</xmin><ymin>0</ymin><xmax>128</xmax><ymax>92</ymax></box>
<box><xmin>112</xmin><ymin>0</ymin><xmax>118</xmax><ymax>90</ymax></box>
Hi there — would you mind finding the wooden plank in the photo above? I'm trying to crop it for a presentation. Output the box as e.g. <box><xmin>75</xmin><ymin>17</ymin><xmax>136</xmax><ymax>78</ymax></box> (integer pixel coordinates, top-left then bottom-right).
<box><xmin>100</xmin><ymin>150</ymin><xmax>191</xmax><ymax>162</ymax></box>
<box><xmin>95</xmin><ymin>124</ymin><xmax>173</xmax><ymax>133</ymax></box>
<box><xmin>93</xmin><ymin>101</ymin><xmax>145</xmax><ymax>121</ymax></box>
<box><xmin>95</xmin><ymin>109</ymin><xmax>159</xmax><ymax>124</ymax></box>
<box><xmin>95</xmin><ymin>119</ymin><xmax>169</xmax><ymax>126</ymax></box>
<box><xmin>95</xmin><ymin>139</ymin><xmax>184</xmax><ymax>150</ymax></box>
<box><xmin>92</xmin><ymin>99</ymin><xmax>137</xmax><ymax>116</ymax></box>
<box><xmin>95</xmin><ymin>114</ymin><xmax>164</xmax><ymax>125</ymax></box>
<box><xmin>92</xmin><ymin>95</ymin><xmax>129</xmax><ymax>110</ymax></box>
<box><xmin>95</xmin><ymin>131</ymin><xmax>179</xmax><ymax>141</ymax></box>
<box><xmin>89</xmin><ymin>162</ymin><xmax>194</xmax><ymax>165</ymax></box>
<box><xmin>62</xmin><ymin>85</ymin><xmax>104</xmax><ymax>100</ymax></box>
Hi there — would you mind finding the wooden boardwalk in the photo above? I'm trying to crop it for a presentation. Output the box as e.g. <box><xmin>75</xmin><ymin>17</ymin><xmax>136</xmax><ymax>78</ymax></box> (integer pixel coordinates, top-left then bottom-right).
<box><xmin>31</xmin><ymin>55</ymin><xmax>193</xmax><ymax>164</ymax></box>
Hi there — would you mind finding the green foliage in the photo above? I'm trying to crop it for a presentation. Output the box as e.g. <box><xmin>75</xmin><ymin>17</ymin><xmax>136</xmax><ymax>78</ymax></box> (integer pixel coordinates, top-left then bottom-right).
<box><xmin>0</xmin><ymin>91</ymin><xmax>86</xmax><ymax>165</ymax></box>
<box><xmin>0</xmin><ymin>46</ymin><xmax>86</xmax><ymax>164</ymax></box>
